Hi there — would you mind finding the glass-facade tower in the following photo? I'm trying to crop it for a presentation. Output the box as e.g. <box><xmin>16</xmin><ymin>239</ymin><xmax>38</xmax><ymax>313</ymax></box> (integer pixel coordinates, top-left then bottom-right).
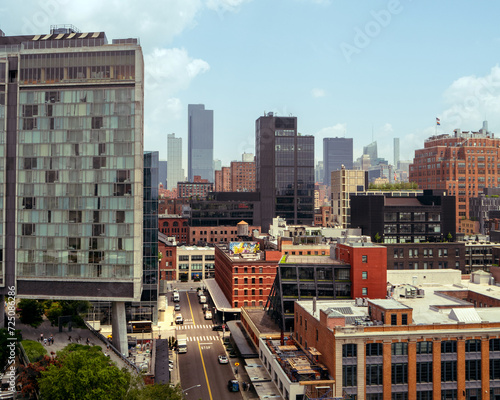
<box><xmin>188</xmin><ymin>104</ymin><xmax>213</xmax><ymax>182</ymax></box>
<box><xmin>256</xmin><ymin>113</ymin><xmax>314</xmax><ymax>232</ymax></box>
<box><xmin>0</xmin><ymin>28</ymin><xmax>144</xmax><ymax>304</ymax></box>
<box><xmin>323</xmin><ymin>137</ymin><xmax>353</xmax><ymax>186</ymax></box>
<box><xmin>167</xmin><ymin>133</ymin><xmax>183</xmax><ymax>190</ymax></box>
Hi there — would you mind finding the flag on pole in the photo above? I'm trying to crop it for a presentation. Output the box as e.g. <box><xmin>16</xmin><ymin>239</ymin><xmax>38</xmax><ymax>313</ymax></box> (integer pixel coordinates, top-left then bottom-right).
<box><xmin>436</xmin><ymin>117</ymin><xmax>441</xmax><ymax>126</ymax></box>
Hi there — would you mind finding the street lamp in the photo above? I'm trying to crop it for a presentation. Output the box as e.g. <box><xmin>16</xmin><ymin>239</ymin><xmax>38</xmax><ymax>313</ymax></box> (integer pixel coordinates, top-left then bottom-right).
<box><xmin>183</xmin><ymin>384</ymin><xmax>201</xmax><ymax>395</ymax></box>
<box><xmin>222</xmin><ymin>310</ymin><xmax>225</xmax><ymax>339</ymax></box>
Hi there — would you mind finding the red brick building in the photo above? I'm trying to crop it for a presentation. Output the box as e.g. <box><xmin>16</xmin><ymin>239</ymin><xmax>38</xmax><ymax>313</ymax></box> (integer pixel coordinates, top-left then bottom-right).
<box><xmin>190</xmin><ymin>223</ymin><xmax>261</xmax><ymax>245</ymax></box>
<box><xmin>409</xmin><ymin>128</ymin><xmax>500</xmax><ymax>231</ymax></box>
<box><xmin>335</xmin><ymin>242</ymin><xmax>387</xmax><ymax>299</ymax></box>
<box><xmin>158</xmin><ymin>233</ymin><xmax>177</xmax><ymax>280</ymax></box>
<box><xmin>158</xmin><ymin>215</ymin><xmax>189</xmax><ymax>243</ymax></box>
<box><xmin>214</xmin><ymin>161</ymin><xmax>256</xmax><ymax>192</ymax></box>
<box><xmin>177</xmin><ymin>175</ymin><xmax>213</xmax><ymax>199</ymax></box>
<box><xmin>215</xmin><ymin>242</ymin><xmax>281</xmax><ymax>308</ymax></box>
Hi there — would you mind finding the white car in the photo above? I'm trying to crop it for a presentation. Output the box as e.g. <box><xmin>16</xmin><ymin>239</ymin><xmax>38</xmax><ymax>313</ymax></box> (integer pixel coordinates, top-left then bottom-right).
<box><xmin>204</xmin><ymin>310</ymin><xmax>212</xmax><ymax>320</ymax></box>
<box><xmin>218</xmin><ymin>355</ymin><xmax>229</xmax><ymax>364</ymax></box>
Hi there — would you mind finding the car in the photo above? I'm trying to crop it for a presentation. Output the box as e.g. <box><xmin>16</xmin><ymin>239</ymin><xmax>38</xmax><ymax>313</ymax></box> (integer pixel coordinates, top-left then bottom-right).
<box><xmin>204</xmin><ymin>310</ymin><xmax>212</xmax><ymax>320</ymax></box>
<box><xmin>227</xmin><ymin>379</ymin><xmax>239</xmax><ymax>392</ymax></box>
<box><xmin>174</xmin><ymin>304</ymin><xmax>181</xmax><ymax>311</ymax></box>
<box><xmin>175</xmin><ymin>313</ymin><xmax>183</xmax><ymax>324</ymax></box>
<box><xmin>218</xmin><ymin>355</ymin><xmax>229</xmax><ymax>364</ymax></box>
<box><xmin>212</xmin><ymin>324</ymin><xmax>227</xmax><ymax>331</ymax></box>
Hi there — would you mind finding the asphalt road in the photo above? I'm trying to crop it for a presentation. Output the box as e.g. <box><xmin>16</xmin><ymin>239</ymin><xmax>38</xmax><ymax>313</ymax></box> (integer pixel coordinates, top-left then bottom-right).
<box><xmin>176</xmin><ymin>290</ymin><xmax>243</xmax><ymax>400</ymax></box>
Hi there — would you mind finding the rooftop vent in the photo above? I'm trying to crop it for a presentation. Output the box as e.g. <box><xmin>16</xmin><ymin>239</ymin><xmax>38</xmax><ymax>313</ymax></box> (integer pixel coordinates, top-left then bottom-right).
<box><xmin>50</xmin><ymin>24</ymin><xmax>80</xmax><ymax>34</ymax></box>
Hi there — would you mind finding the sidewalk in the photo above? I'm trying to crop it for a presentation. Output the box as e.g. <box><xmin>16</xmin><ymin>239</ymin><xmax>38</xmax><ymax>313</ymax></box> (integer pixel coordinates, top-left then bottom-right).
<box><xmin>16</xmin><ymin>318</ymin><xmax>128</xmax><ymax>370</ymax></box>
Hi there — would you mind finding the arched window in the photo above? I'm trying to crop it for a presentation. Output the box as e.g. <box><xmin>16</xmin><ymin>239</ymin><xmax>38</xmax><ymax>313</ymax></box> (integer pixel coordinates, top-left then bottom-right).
<box><xmin>163</xmin><ymin>221</ymin><xmax>169</xmax><ymax>228</ymax></box>
<box><xmin>173</xmin><ymin>221</ymin><xmax>179</xmax><ymax>227</ymax></box>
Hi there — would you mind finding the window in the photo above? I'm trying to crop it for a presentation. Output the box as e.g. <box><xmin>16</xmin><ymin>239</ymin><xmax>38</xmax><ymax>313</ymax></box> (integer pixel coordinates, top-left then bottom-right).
<box><xmin>179</xmin><ymin>255</ymin><xmax>189</xmax><ymax>261</ymax></box>
<box><xmin>491</xmin><ymin>338</ymin><xmax>500</xmax><ymax>351</ymax></box>
<box><xmin>342</xmin><ymin>365</ymin><xmax>357</xmax><ymax>387</ymax></box>
<box><xmin>491</xmin><ymin>359</ymin><xmax>500</xmax><ymax>380</ymax></box>
<box><xmin>362</xmin><ymin>287</ymin><xmax>368</xmax><ymax>295</ymax></box>
<box><xmin>441</xmin><ymin>360</ymin><xmax>457</xmax><ymax>382</ymax></box>
<box><xmin>234</xmin><ymin>278</ymin><xmax>238</xmax><ymax>284</ymax></box>
<box><xmin>402</xmin><ymin>314</ymin><xmax>408</xmax><ymax>325</ymax></box>
<box><xmin>259</xmin><ymin>277</ymin><xmax>263</xmax><ymax>284</ymax></box>
<box><xmin>465</xmin><ymin>339</ymin><xmax>481</xmax><ymax>352</ymax></box>
<box><xmin>362</xmin><ymin>255</ymin><xmax>368</xmax><ymax>263</ymax></box>
<box><xmin>441</xmin><ymin>390</ymin><xmax>457</xmax><ymax>400</ymax></box>
<box><xmin>416</xmin><ymin>362</ymin><xmax>433</xmax><ymax>383</ymax></box>
<box><xmin>416</xmin><ymin>341</ymin><xmax>432</xmax><ymax>354</ymax></box>
<box><xmin>362</xmin><ymin>271</ymin><xmax>368</xmax><ymax>279</ymax></box>
<box><xmin>342</xmin><ymin>344</ymin><xmax>357</xmax><ymax>357</ymax></box>
<box><xmin>366</xmin><ymin>343</ymin><xmax>383</xmax><ymax>356</ymax></box>
<box><xmin>391</xmin><ymin>342</ymin><xmax>408</xmax><ymax>355</ymax></box>
<box><xmin>391</xmin><ymin>314</ymin><xmax>397</xmax><ymax>326</ymax></box>
<box><xmin>244</xmin><ymin>278</ymin><xmax>248</xmax><ymax>284</ymax></box>
<box><xmin>417</xmin><ymin>392</ymin><xmax>433</xmax><ymax>400</ymax></box>
<box><xmin>441</xmin><ymin>340</ymin><xmax>457</xmax><ymax>353</ymax></box>
<box><xmin>465</xmin><ymin>359</ymin><xmax>481</xmax><ymax>381</ymax></box>
<box><xmin>392</xmin><ymin>393</ymin><xmax>408</xmax><ymax>400</ymax></box>
<box><xmin>366</xmin><ymin>364</ymin><xmax>383</xmax><ymax>385</ymax></box>
<box><xmin>259</xmin><ymin>267</ymin><xmax>263</xmax><ymax>273</ymax></box>
<box><xmin>391</xmin><ymin>363</ymin><xmax>408</xmax><ymax>384</ymax></box>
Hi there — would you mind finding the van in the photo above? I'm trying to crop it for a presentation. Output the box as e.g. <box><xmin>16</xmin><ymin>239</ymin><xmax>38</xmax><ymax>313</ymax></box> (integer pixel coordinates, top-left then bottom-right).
<box><xmin>175</xmin><ymin>313</ymin><xmax>183</xmax><ymax>325</ymax></box>
<box><xmin>173</xmin><ymin>292</ymin><xmax>180</xmax><ymax>302</ymax></box>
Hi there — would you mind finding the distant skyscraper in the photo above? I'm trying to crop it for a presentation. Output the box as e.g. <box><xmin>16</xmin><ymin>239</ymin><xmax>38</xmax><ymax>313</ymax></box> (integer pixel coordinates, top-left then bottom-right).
<box><xmin>242</xmin><ymin>152</ymin><xmax>254</xmax><ymax>162</ymax></box>
<box><xmin>323</xmin><ymin>138</ymin><xmax>353</xmax><ymax>186</ymax></box>
<box><xmin>256</xmin><ymin>113</ymin><xmax>314</xmax><ymax>231</ymax></box>
<box><xmin>158</xmin><ymin>160</ymin><xmax>167</xmax><ymax>188</ymax></box>
<box><xmin>167</xmin><ymin>133</ymin><xmax>183</xmax><ymax>190</ymax></box>
<box><xmin>213</xmin><ymin>159</ymin><xmax>222</xmax><ymax>172</ymax></box>
<box><xmin>363</xmin><ymin>141</ymin><xmax>378</xmax><ymax>166</ymax></box>
<box><xmin>315</xmin><ymin>161</ymin><xmax>324</xmax><ymax>182</ymax></box>
<box><xmin>394</xmin><ymin>138</ymin><xmax>400</xmax><ymax>167</ymax></box>
<box><xmin>188</xmin><ymin>104</ymin><xmax>214</xmax><ymax>182</ymax></box>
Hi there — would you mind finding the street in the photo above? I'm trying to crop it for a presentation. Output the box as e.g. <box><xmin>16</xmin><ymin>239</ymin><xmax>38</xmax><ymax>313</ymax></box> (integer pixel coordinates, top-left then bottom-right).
<box><xmin>175</xmin><ymin>290</ymin><xmax>243</xmax><ymax>400</ymax></box>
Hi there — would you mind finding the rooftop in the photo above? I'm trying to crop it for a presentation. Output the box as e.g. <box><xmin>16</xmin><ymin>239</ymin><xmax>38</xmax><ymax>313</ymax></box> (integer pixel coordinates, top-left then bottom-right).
<box><xmin>297</xmin><ymin>277</ymin><xmax>500</xmax><ymax>329</ymax></box>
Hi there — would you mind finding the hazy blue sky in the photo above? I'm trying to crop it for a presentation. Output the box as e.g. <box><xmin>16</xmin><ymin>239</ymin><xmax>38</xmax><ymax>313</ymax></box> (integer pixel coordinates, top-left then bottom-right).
<box><xmin>3</xmin><ymin>0</ymin><xmax>500</xmax><ymax>171</ymax></box>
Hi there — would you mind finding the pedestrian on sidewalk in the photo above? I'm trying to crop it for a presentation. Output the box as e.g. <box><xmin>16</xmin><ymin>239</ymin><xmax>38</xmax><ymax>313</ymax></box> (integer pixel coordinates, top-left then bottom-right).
<box><xmin>40</xmin><ymin>333</ymin><xmax>44</xmax><ymax>343</ymax></box>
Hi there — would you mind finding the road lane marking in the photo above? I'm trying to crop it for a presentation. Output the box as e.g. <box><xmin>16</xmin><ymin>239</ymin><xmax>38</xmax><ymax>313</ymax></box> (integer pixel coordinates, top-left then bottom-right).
<box><xmin>186</xmin><ymin>292</ymin><xmax>196</xmax><ymax>327</ymax></box>
<box><xmin>197</xmin><ymin>341</ymin><xmax>213</xmax><ymax>400</ymax></box>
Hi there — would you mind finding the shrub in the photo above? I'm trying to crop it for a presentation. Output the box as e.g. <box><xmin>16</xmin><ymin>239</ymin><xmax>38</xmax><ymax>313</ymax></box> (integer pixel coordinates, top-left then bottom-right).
<box><xmin>21</xmin><ymin>340</ymin><xmax>47</xmax><ymax>363</ymax></box>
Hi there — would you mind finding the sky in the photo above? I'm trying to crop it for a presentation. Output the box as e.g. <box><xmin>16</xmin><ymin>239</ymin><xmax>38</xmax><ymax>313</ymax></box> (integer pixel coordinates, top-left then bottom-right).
<box><xmin>3</xmin><ymin>0</ymin><xmax>500</xmax><ymax>172</ymax></box>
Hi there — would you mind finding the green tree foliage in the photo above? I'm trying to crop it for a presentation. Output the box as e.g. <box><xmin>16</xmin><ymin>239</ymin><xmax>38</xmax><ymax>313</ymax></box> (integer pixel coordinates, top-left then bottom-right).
<box><xmin>21</xmin><ymin>340</ymin><xmax>47</xmax><ymax>363</ymax></box>
<box><xmin>18</xmin><ymin>299</ymin><xmax>44</xmax><ymax>327</ymax></box>
<box><xmin>38</xmin><ymin>345</ymin><xmax>130</xmax><ymax>400</ymax></box>
<box><xmin>43</xmin><ymin>300</ymin><xmax>91</xmax><ymax>327</ymax></box>
<box><xmin>368</xmin><ymin>182</ymin><xmax>419</xmax><ymax>191</ymax></box>
<box><xmin>17</xmin><ymin>354</ymin><xmax>59</xmax><ymax>399</ymax></box>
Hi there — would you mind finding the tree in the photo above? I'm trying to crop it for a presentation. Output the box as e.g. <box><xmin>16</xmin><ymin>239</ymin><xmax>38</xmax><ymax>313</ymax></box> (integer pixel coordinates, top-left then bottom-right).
<box><xmin>38</xmin><ymin>345</ymin><xmax>131</xmax><ymax>400</ymax></box>
<box><xmin>17</xmin><ymin>354</ymin><xmax>59</xmax><ymax>399</ymax></box>
<box><xmin>17</xmin><ymin>299</ymin><xmax>44</xmax><ymax>327</ymax></box>
<box><xmin>43</xmin><ymin>300</ymin><xmax>91</xmax><ymax>327</ymax></box>
<box><xmin>374</xmin><ymin>232</ymin><xmax>381</xmax><ymax>243</ymax></box>
<box><xmin>125</xmin><ymin>380</ymin><xmax>185</xmax><ymax>400</ymax></box>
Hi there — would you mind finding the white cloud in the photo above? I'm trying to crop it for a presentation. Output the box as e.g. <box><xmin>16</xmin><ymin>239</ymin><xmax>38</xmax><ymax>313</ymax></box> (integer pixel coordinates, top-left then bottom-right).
<box><xmin>145</xmin><ymin>47</ymin><xmax>210</xmax><ymax>94</ymax></box>
<box><xmin>206</xmin><ymin>0</ymin><xmax>252</xmax><ymax>12</ymax></box>
<box><xmin>440</xmin><ymin>65</ymin><xmax>500</xmax><ymax>131</ymax></box>
<box><xmin>311</xmin><ymin>88</ymin><xmax>326</xmax><ymax>98</ymax></box>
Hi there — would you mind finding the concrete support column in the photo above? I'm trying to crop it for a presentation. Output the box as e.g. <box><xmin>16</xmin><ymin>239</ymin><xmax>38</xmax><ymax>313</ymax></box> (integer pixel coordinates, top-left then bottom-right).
<box><xmin>112</xmin><ymin>301</ymin><xmax>129</xmax><ymax>358</ymax></box>
<box><xmin>357</xmin><ymin>341</ymin><xmax>365</xmax><ymax>400</ymax></box>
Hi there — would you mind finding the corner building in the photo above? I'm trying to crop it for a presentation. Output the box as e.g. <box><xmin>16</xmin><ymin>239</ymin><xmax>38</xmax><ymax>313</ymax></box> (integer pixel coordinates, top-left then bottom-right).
<box><xmin>409</xmin><ymin>127</ymin><xmax>500</xmax><ymax>232</ymax></box>
<box><xmin>0</xmin><ymin>28</ymin><xmax>144</xmax><ymax>354</ymax></box>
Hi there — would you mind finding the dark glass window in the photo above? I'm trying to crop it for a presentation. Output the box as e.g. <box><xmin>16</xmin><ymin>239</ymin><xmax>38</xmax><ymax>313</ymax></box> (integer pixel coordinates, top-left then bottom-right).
<box><xmin>366</xmin><ymin>343</ymin><xmax>383</xmax><ymax>356</ymax></box>
<box><xmin>342</xmin><ymin>344</ymin><xmax>357</xmax><ymax>358</ymax></box>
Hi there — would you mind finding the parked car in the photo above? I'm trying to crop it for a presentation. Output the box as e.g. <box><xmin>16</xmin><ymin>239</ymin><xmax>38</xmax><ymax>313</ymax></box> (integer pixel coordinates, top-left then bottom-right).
<box><xmin>227</xmin><ymin>379</ymin><xmax>239</xmax><ymax>392</ymax></box>
<box><xmin>218</xmin><ymin>355</ymin><xmax>229</xmax><ymax>364</ymax></box>
<box><xmin>174</xmin><ymin>304</ymin><xmax>181</xmax><ymax>311</ymax></box>
<box><xmin>204</xmin><ymin>310</ymin><xmax>212</xmax><ymax>320</ymax></box>
<box><xmin>212</xmin><ymin>324</ymin><xmax>227</xmax><ymax>331</ymax></box>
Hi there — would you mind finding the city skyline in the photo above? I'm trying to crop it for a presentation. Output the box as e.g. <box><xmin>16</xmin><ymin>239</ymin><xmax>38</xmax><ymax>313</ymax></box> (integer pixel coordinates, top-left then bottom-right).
<box><xmin>4</xmin><ymin>1</ymin><xmax>500</xmax><ymax>170</ymax></box>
